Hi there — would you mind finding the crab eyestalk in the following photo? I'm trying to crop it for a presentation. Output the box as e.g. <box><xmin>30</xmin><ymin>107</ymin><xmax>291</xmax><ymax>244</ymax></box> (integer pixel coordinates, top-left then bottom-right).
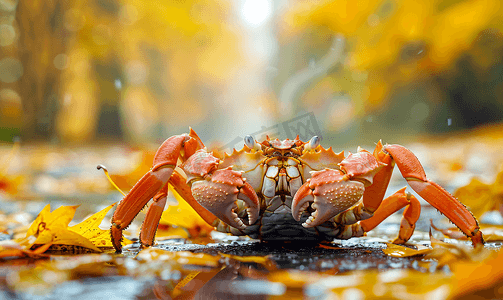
<box><xmin>304</xmin><ymin>136</ymin><xmax>321</xmax><ymax>151</ymax></box>
<box><xmin>244</xmin><ymin>135</ymin><xmax>261</xmax><ymax>151</ymax></box>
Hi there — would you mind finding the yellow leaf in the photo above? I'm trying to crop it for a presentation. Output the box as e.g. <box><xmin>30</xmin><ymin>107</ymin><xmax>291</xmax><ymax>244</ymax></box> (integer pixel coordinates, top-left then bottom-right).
<box><xmin>69</xmin><ymin>202</ymin><xmax>132</xmax><ymax>248</ymax></box>
<box><xmin>478</xmin><ymin>225</ymin><xmax>503</xmax><ymax>242</ymax></box>
<box><xmin>22</xmin><ymin>204</ymin><xmax>130</xmax><ymax>254</ymax></box>
<box><xmin>25</xmin><ymin>204</ymin><xmax>51</xmax><ymax>237</ymax></box>
<box><xmin>160</xmin><ymin>185</ymin><xmax>214</xmax><ymax>236</ymax></box>
<box><xmin>34</xmin><ymin>227</ymin><xmax>101</xmax><ymax>253</ymax></box>
<box><xmin>155</xmin><ymin>225</ymin><xmax>189</xmax><ymax>240</ymax></box>
<box><xmin>454</xmin><ymin>178</ymin><xmax>496</xmax><ymax>219</ymax></box>
<box><xmin>382</xmin><ymin>243</ymin><xmax>431</xmax><ymax>257</ymax></box>
<box><xmin>26</xmin><ymin>204</ymin><xmax>79</xmax><ymax>238</ymax></box>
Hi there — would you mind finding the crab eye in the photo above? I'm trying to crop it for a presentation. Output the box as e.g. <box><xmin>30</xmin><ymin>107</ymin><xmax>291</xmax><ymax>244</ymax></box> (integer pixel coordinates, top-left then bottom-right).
<box><xmin>305</xmin><ymin>136</ymin><xmax>320</xmax><ymax>150</ymax></box>
<box><xmin>244</xmin><ymin>135</ymin><xmax>257</xmax><ymax>149</ymax></box>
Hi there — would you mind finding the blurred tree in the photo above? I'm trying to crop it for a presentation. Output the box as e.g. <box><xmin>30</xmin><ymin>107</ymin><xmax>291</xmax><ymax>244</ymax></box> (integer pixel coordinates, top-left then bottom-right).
<box><xmin>55</xmin><ymin>0</ymin><xmax>243</xmax><ymax>143</ymax></box>
<box><xmin>276</xmin><ymin>0</ymin><xmax>503</xmax><ymax>144</ymax></box>
<box><xmin>10</xmin><ymin>0</ymin><xmax>243</xmax><ymax>143</ymax></box>
<box><xmin>15</xmin><ymin>0</ymin><xmax>70</xmax><ymax>141</ymax></box>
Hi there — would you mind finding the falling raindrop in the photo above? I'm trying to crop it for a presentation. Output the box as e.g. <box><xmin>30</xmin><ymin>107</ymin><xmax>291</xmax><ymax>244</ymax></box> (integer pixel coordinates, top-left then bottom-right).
<box><xmin>447</xmin><ymin>118</ymin><xmax>452</xmax><ymax>126</ymax></box>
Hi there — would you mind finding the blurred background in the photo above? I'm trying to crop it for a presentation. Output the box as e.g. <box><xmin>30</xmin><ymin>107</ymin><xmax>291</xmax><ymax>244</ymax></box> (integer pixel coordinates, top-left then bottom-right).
<box><xmin>1</xmin><ymin>0</ymin><xmax>503</xmax><ymax>202</ymax></box>
<box><xmin>1</xmin><ymin>0</ymin><xmax>503</xmax><ymax>146</ymax></box>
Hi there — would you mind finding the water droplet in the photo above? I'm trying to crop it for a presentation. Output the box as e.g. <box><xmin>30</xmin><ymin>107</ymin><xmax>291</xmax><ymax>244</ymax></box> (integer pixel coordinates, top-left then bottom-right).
<box><xmin>447</xmin><ymin>118</ymin><xmax>452</xmax><ymax>126</ymax></box>
<box><xmin>115</xmin><ymin>79</ymin><xmax>122</xmax><ymax>90</ymax></box>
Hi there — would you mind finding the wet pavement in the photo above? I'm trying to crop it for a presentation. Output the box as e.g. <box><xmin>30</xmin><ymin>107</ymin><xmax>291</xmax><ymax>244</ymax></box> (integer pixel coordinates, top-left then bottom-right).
<box><xmin>2</xmin><ymin>138</ymin><xmax>503</xmax><ymax>299</ymax></box>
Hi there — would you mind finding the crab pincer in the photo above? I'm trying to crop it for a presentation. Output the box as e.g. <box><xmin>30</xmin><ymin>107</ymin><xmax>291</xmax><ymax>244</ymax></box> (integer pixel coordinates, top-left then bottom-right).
<box><xmin>191</xmin><ymin>167</ymin><xmax>260</xmax><ymax>230</ymax></box>
<box><xmin>292</xmin><ymin>169</ymin><xmax>365</xmax><ymax>227</ymax></box>
<box><xmin>292</xmin><ymin>150</ymin><xmax>385</xmax><ymax>228</ymax></box>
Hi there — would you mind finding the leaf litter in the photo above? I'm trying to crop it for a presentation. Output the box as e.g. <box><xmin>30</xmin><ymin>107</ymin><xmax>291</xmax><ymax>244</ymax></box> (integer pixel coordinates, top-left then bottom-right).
<box><xmin>1</xmin><ymin>145</ymin><xmax>503</xmax><ymax>299</ymax></box>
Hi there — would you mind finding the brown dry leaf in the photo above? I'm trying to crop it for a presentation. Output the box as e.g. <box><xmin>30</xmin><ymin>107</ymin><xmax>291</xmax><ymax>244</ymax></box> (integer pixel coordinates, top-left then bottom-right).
<box><xmin>382</xmin><ymin>243</ymin><xmax>431</xmax><ymax>258</ymax></box>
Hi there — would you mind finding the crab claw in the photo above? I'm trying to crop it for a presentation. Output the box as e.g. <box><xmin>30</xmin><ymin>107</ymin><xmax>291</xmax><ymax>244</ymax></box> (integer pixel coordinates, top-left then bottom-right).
<box><xmin>191</xmin><ymin>168</ymin><xmax>260</xmax><ymax>230</ymax></box>
<box><xmin>292</xmin><ymin>169</ymin><xmax>365</xmax><ymax>228</ymax></box>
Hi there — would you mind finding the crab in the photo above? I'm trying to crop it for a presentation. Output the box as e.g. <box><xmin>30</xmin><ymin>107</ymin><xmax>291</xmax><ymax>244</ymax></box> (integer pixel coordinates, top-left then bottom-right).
<box><xmin>110</xmin><ymin>129</ymin><xmax>484</xmax><ymax>253</ymax></box>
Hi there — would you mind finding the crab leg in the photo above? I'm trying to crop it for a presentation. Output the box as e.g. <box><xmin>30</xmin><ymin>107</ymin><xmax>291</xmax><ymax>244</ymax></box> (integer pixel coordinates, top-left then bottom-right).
<box><xmin>139</xmin><ymin>170</ymin><xmax>221</xmax><ymax>248</ymax></box>
<box><xmin>384</xmin><ymin>144</ymin><xmax>483</xmax><ymax>246</ymax></box>
<box><xmin>139</xmin><ymin>183</ymin><xmax>169</xmax><ymax>248</ymax></box>
<box><xmin>110</xmin><ymin>167</ymin><xmax>173</xmax><ymax>252</ymax></box>
<box><xmin>111</xmin><ymin>133</ymin><xmax>201</xmax><ymax>253</ymax></box>
<box><xmin>360</xmin><ymin>141</ymin><xmax>395</xmax><ymax>213</ymax></box>
<box><xmin>359</xmin><ymin>187</ymin><xmax>421</xmax><ymax>244</ymax></box>
<box><xmin>168</xmin><ymin>171</ymin><xmax>219</xmax><ymax>227</ymax></box>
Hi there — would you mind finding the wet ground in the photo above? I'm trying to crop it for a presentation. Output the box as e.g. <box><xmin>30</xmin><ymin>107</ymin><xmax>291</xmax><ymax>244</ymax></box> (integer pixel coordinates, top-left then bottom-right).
<box><xmin>1</xmin><ymin>136</ymin><xmax>503</xmax><ymax>299</ymax></box>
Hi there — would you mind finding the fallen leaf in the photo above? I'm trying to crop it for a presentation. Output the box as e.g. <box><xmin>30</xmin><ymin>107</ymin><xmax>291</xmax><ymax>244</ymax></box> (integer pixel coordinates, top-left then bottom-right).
<box><xmin>4</xmin><ymin>203</ymin><xmax>134</xmax><ymax>256</ymax></box>
<box><xmin>26</xmin><ymin>204</ymin><xmax>77</xmax><ymax>237</ymax></box>
<box><xmin>0</xmin><ymin>241</ymin><xmax>52</xmax><ymax>259</ymax></box>
<box><xmin>382</xmin><ymin>243</ymin><xmax>431</xmax><ymax>258</ymax></box>
<box><xmin>454</xmin><ymin>177</ymin><xmax>498</xmax><ymax>219</ymax></box>
<box><xmin>220</xmin><ymin>252</ymin><xmax>278</xmax><ymax>271</ymax></box>
<box><xmin>159</xmin><ymin>185</ymin><xmax>214</xmax><ymax>237</ymax></box>
<box><xmin>69</xmin><ymin>202</ymin><xmax>132</xmax><ymax>249</ymax></box>
<box><xmin>431</xmin><ymin>220</ymin><xmax>503</xmax><ymax>243</ymax></box>
<box><xmin>136</xmin><ymin>248</ymin><xmax>221</xmax><ymax>268</ymax></box>
<box><xmin>429</xmin><ymin>220</ymin><xmax>468</xmax><ymax>240</ymax></box>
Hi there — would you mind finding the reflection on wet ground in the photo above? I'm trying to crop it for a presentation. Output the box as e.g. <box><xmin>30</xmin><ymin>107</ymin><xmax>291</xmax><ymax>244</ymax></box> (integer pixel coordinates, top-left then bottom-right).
<box><xmin>2</xmin><ymin>139</ymin><xmax>503</xmax><ymax>299</ymax></box>
<box><xmin>2</xmin><ymin>202</ymin><xmax>502</xmax><ymax>300</ymax></box>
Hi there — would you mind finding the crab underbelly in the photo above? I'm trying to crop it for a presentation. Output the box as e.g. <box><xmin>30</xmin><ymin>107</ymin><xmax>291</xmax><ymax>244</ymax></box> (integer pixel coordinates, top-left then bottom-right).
<box><xmin>245</xmin><ymin>196</ymin><xmax>337</xmax><ymax>241</ymax></box>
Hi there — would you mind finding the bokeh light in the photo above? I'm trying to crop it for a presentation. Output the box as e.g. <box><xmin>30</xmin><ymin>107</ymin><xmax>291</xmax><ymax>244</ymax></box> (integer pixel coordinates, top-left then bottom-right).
<box><xmin>0</xmin><ymin>0</ymin><xmax>501</xmax><ymax>146</ymax></box>
<box><xmin>0</xmin><ymin>57</ymin><xmax>23</xmax><ymax>83</ymax></box>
